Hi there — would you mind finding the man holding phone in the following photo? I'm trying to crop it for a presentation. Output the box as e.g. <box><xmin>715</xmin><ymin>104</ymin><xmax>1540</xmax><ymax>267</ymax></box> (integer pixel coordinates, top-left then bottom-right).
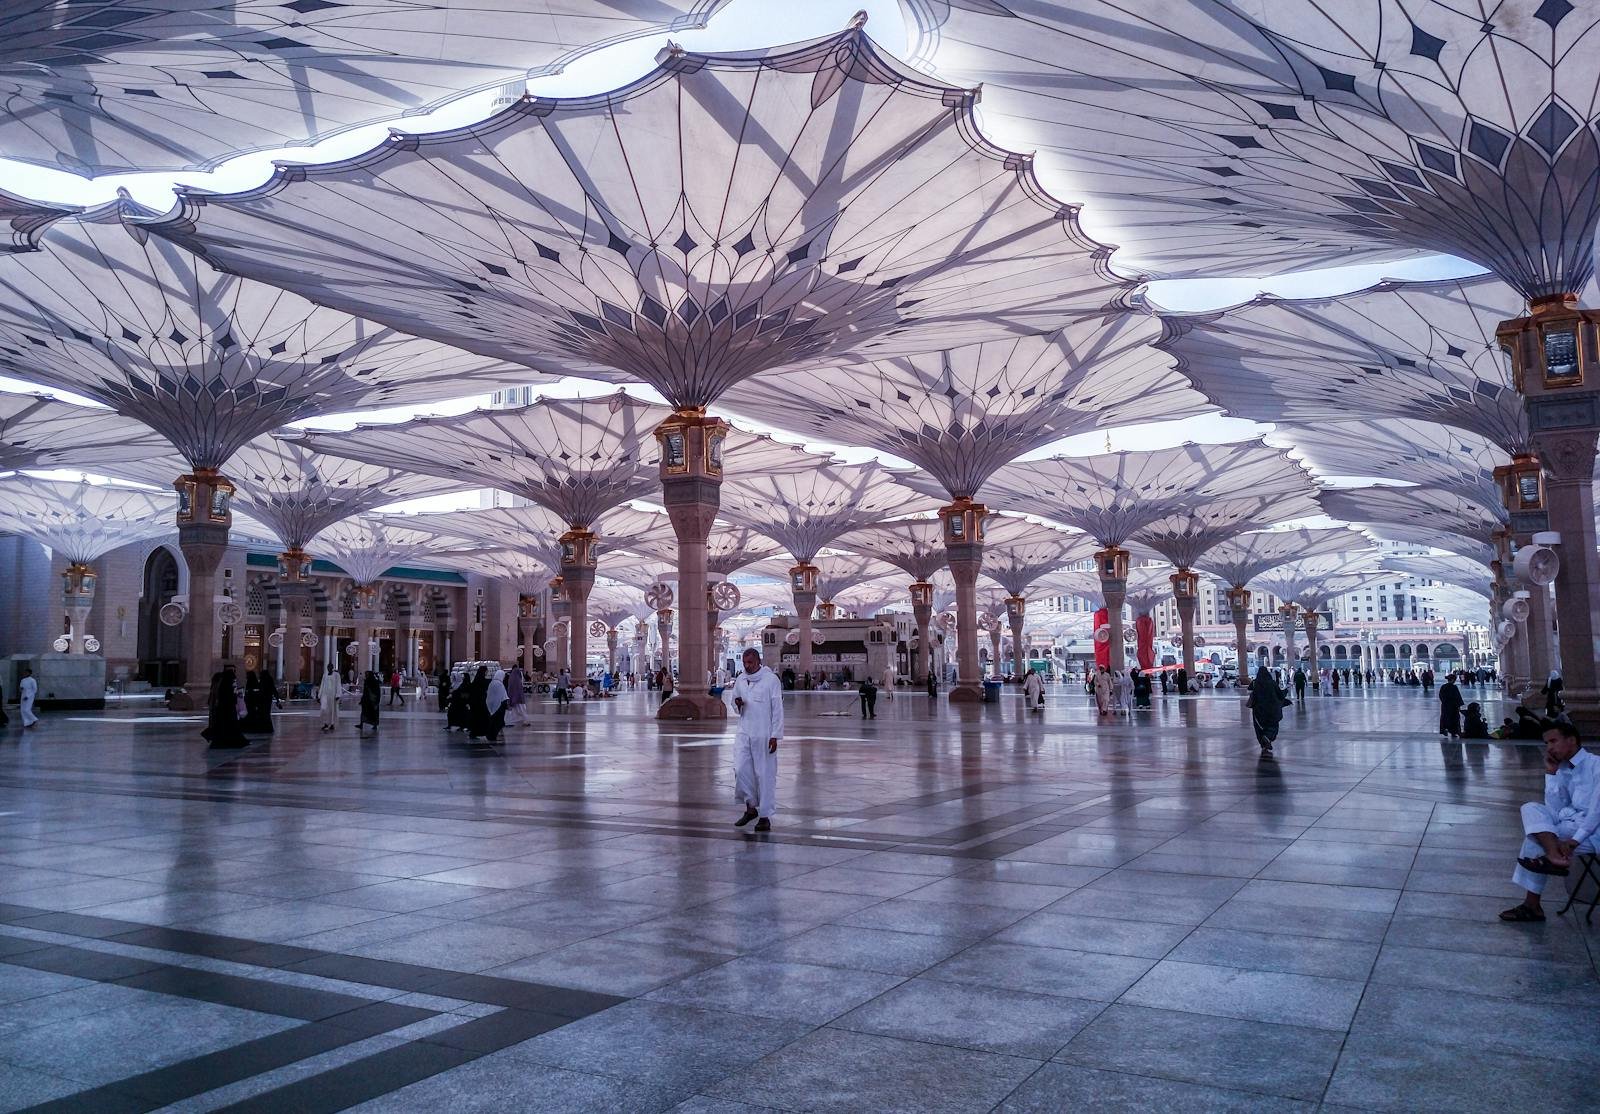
<box><xmin>731</xmin><ymin>648</ymin><xmax>783</xmax><ymax>832</ymax></box>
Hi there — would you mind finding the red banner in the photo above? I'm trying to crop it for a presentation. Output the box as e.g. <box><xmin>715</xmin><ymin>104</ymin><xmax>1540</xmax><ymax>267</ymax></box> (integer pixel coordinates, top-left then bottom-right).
<box><xmin>1093</xmin><ymin>607</ymin><xmax>1110</xmax><ymax>669</ymax></box>
<box><xmin>1134</xmin><ymin>613</ymin><xmax>1155</xmax><ymax>670</ymax></box>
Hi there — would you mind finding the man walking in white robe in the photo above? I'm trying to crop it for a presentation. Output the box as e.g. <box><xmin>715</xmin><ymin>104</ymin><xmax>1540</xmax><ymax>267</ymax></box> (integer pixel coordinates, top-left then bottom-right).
<box><xmin>317</xmin><ymin>665</ymin><xmax>341</xmax><ymax>732</ymax></box>
<box><xmin>731</xmin><ymin>648</ymin><xmax>783</xmax><ymax>832</ymax></box>
<box><xmin>1023</xmin><ymin>669</ymin><xmax>1044</xmax><ymax>713</ymax></box>
<box><xmin>18</xmin><ymin>669</ymin><xmax>38</xmax><ymax>728</ymax></box>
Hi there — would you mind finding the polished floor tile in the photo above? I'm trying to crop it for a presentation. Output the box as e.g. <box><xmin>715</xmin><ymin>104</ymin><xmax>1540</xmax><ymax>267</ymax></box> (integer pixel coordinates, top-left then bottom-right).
<box><xmin>0</xmin><ymin>685</ymin><xmax>1591</xmax><ymax>1111</ymax></box>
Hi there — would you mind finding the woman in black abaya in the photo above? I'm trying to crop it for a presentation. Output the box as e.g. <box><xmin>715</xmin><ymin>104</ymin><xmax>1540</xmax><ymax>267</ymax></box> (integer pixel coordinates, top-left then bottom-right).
<box><xmin>359</xmin><ymin>671</ymin><xmax>382</xmax><ymax>733</ymax></box>
<box><xmin>202</xmin><ymin>667</ymin><xmax>248</xmax><ymax>749</ymax></box>
<box><xmin>1247</xmin><ymin>665</ymin><xmax>1286</xmax><ymax>758</ymax></box>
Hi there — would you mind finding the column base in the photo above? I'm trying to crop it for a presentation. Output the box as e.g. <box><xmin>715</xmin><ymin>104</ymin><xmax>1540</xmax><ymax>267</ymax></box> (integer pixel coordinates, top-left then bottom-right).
<box><xmin>948</xmin><ymin>683</ymin><xmax>984</xmax><ymax>704</ymax></box>
<box><xmin>1559</xmin><ymin>692</ymin><xmax>1600</xmax><ymax>734</ymax></box>
<box><xmin>657</xmin><ymin>693</ymin><xmax>728</xmax><ymax>721</ymax></box>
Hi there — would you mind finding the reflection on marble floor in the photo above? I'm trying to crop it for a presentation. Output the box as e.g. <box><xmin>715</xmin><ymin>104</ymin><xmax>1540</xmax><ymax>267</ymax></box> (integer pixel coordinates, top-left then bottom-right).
<box><xmin>0</xmin><ymin>684</ymin><xmax>1592</xmax><ymax>1112</ymax></box>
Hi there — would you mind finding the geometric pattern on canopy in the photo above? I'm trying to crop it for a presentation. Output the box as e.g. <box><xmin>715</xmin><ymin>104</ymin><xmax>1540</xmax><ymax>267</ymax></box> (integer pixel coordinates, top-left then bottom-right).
<box><xmin>589</xmin><ymin>581</ymin><xmax>644</xmax><ymax>632</ymax></box>
<box><xmin>802</xmin><ymin>552</ymin><xmax>901</xmax><ymax>603</ymax></box>
<box><xmin>0</xmin><ymin>390</ymin><xmax>174</xmax><ymax>474</ymax></box>
<box><xmin>431</xmin><ymin>547</ymin><xmax>560</xmax><ymax>597</ymax></box>
<box><xmin>1250</xmin><ymin>552</ymin><xmax>1389</xmax><ymax>613</ymax></box>
<box><xmin>1134</xmin><ymin>492</ymin><xmax>1323</xmax><ymax>571</ymax></box>
<box><xmin>978</xmin><ymin>515</ymin><xmax>1098</xmax><ymax>596</ymax></box>
<box><xmin>832</xmin><ymin>578</ymin><xmax>900</xmax><ymax>618</ymax></box>
<box><xmin>1384</xmin><ymin>553</ymin><xmax>1495</xmax><ymax>597</ymax></box>
<box><xmin>598</xmin><ymin>553</ymin><xmax>681</xmax><ymax>594</ymax></box>
<box><xmin>0</xmin><ymin>205</ymin><xmax>532</xmax><ymax>470</ymax></box>
<box><xmin>722</xmin><ymin>313</ymin><xmax>1210</xmax><ymax>498</ymax></box>
<box><xmin>1028</xmin><ymin>567</ymin><xmax>1102</xmax><ymax>608</ymax></box>
<box><xmin>1159</xmin><ymin>275</ymin><xmax>1528</xmax><ymax>453</ymax></box>
<box><xmin>964</xmin><ymin>440</ymin><xmax>1315</xmax><ymax>547</ymax></box>
<box><xmin>394</xmin><ymin>503</ymin><xmax>673</xmax><ymax>569</ymax></box>
<box><xmin>1198</xmin><ymin>525</ymin><xmax>1374</xmax><ymax>589</ymax></box>
<box><xmin>103</xmin><ymin>435</ymin><xmax>466</xmax><ymax>549</ymax></box>
<box><xmin>1271</xmin><ymin>417</ymin><xmax>1510</xmax><ymax>510</ymax></box>
<box><xmin>309</xmin><ymin>515</ymin><xmax>465</xmax><ymax>586</ymax></box>
<box><xmin>835</xmin><ymin>518</ymin><xmax>948</xmax><ymax>583</ymax></box>
<box><xmin>717</xmin><ymin>460</ymin><xmax>941</xmax><ymax>564</ymax></box>
<box><xmin>152</xmin><ymin>25</ymin><xmax>1133</xmax><ymax>409</ymax></box>
<box><xmin>0</xmin><ymin>187</ymin><xmax>76</xmax><ymax>252</ymax></box>
<box><xmin>1319</xmin><ymin>485</ymin><xmax>1506</xmax><ymax>546</ymax></box>
<box><xmin>1359</xmin><ymin>523</ymin><xmax>1497</xmax><ymax>570</ymax></box>
<box><xmin>0</xmin><ymin>475</ymin><xmax>175</xmax><ymax>563</ymax></box>
<box><xmin>1</xmin><ymin>1</ymin><xmax>732</xmax><ymax>176</ymax></box>
<box><xmin>901</xmin><ymin>1</ymin><xmax>1600</xmax><ymax>295</ymax></box>
<box><xmin>616</xmin><ymin>523</ymin><xmax>782</xmax><ymax>579</ymax></box>
<box><xmin>296</xmin><ymin>392</ymin><xmax>667</xmax><ymax>527</ymax></box>
<box><xmin>1122</xmin><ymin>562</ymin><xmax>1180</xmax><ymax>617</ymax></box>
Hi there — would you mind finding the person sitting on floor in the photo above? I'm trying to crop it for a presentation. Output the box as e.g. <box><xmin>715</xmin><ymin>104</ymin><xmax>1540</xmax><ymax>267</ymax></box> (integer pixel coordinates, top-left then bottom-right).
<box><xmin>1462</xmin><ymin>702</ymin><xmax>1490</xmax><ymax>739</ymax></box>
<box><xmin>1500</xmin><ymin>720</ymin><xmax>1600</xmax><ymax>923</ymax></box>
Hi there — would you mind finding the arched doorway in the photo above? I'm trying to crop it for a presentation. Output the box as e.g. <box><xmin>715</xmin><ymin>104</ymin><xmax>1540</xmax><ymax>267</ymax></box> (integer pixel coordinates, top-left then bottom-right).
<box><xmin>138</xmin><ymin>548</ymin><xmax>183</xmax><ymax>686</ymax></box>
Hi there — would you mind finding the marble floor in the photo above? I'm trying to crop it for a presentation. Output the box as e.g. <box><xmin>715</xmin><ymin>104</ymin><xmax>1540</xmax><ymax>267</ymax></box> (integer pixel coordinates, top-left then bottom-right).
<box><xmin>0</xmin><ymin>681</ymin><xmax>1593</xmax><ymax>1113</ymax></box>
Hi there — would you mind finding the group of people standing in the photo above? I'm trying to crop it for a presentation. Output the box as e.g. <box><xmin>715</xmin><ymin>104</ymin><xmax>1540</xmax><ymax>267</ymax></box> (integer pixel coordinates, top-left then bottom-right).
<box><xmin>202</xmin><ymin>665</ymin><xmax>279</xmax><ymax>749</ymax></box>
<box><xmin>1087</xmin><ymin>665</ymin><xmax>1174</xmax><ymax>714</ymax></box>
<box><xmin>441</xmin><ymin>665</ymin><xmax>517</xmax><ymax>741</ymax></box>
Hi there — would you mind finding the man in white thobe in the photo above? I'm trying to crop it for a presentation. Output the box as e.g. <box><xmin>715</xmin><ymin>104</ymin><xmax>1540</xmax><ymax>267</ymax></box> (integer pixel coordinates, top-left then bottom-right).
<box><xmin>18</xmin><ymin>669</ymin><xmax>38</xmax><ymax>728</ymax></box>
<box><xmin>1023</xmin><ymin>669</ymin><xmax>1044</xmax><ymax>713</ymax></box>
<box><xmin>731</xmin><ymin>648</ymin><xmax>783</xmax><ymax>832</ymax></box>
<box><xmin>317</xmin><ymin>665</ymin><xmax>341</xmax><ymax>732</ymax></box>
<box><xmin>1500</xmin><ymin>720</ymin><xmax>1600</xmax><ymax>922</ymax></box>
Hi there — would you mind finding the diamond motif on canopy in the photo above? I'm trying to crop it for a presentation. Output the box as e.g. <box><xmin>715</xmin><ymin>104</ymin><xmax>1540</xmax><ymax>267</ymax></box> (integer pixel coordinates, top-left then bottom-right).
<box><xmin>1121</xmin><ymin>564</ymin><xmax>1179</xmax><ymax>618</ymax></box>
<box><xmin>0</xmin><ymin>204</ymin><xmax>535</xmax><ymax>472</ymax></box>
<box><xmin>0</xmin><ymin>476</ymin><xmax>174</xmax><ymax>564</ymax></box>
<box><xmin>1319</xmin><ymin>486</ymin><xmax>1505</xmax><ymax>549</ymax></box>
<box><xmin>618</xmin><ymin>524</ymin><xmax>782</xmax><ymax>580</ymax></box>
<box><xmin>1134</xmin><ymin>493</ymin><xmax>1323</xmax><ymax>572</ymax></box>
<box><xmin>902</xmin><ymin>1</ymin><xmax>1600</xmax><ymax>294</ymax></box>
<box><xmin>1199</xmin><ymin>527</ymin><xmax>1374</xmax><ymax>590</ymax></box>
<box><xmin>957</xmin><ymin>442</ymin><xmax>1316</xmax><ymax>548</ymax></box>
<box><xmin>741</xmin><ymin>552</ymin><xmax>900</xmax><ymax>606</ymax></box>
<box><xmin>1</xmin><ymin>1</ymin><xmax>734</xmax><ymax>175</ymax></box>
<box><xmin>978</xmin><ymin>517</ymin><xmax>1097</xmax><ymax>597</ymax></box>
<box><xmin>0</xmin><ymin>390</ymin><xmax>174</xmax><ymax>474</ymax></box>
<box><xmin>433</xmin><ymin>548</ymin><xmax>559</xmax><ymax>598</ymax></box>
<box><xmin>1158</xmin><ymin>275</ymin><xmax>1529</xmax><ymax>453</ymax></box>
<box><xmin>402</xmin><ymin>503</ymin><xmax>675</xmax><ymax>561</ymax></box>
<box><xmin>1251</xmin><ymin>553</ymin><xmax>1390</xmax><ymax>614</ymax></box>
<box><xmin>1271</xmin><ymin>418</ymin><xmax>1509</xmax><ymax>510</ymax></box>
<box><xmin>837</xmin><ymin>519</ymin><xmax>949</xmax><ymax>583</ymax></box>
<box><xmin>310</xmin><ymin>515</ymin><xmax>469</xmax><ymax>587</ymax></box>
<box><xmin>106</xmin><ymin>436</ymin><xmax>464</xmax><ymax>552</ymax></box>
<box><xmin>723</xmin><ymin>315</ymin><xmax>1208</xmax><ymax>499</ymax></box>
<box><xmin>719</xmin><ymin>461</ymin><xmax>941</xmax><ymax>566</ymax></box>
<box><xmin>150</xmin><ymin>23</ymin><xmax>1133</xmax><ymax>410</ymax></box>
<box><xmin>297</xmin><ymin>392</ymin><xmax>666</xmax><ymax>529</ymax></box>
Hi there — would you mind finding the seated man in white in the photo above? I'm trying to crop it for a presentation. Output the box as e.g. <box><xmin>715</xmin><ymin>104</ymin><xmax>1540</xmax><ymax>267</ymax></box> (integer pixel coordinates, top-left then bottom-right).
<box><xmin>1501</xmin><ymin>719</ymin><xmax>1600</xmax><ymax>923</ymax></box>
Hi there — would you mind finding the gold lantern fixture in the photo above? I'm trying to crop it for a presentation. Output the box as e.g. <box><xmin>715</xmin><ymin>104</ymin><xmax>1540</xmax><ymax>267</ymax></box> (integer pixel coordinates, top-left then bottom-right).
<box><xmin>1496</xmin><ymin>293</ymin><xmax>1600</xmax><ymax>393</ymax></box>
<box><xmin>1493</xmin><ymin>453</ymin><xmax>1546</xmax><ymax>515</ymax></box>
<box><xmin>1094</xmin><ymin>545</ymin><xmax>1129</xmax><ymax>581</ymax></box>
